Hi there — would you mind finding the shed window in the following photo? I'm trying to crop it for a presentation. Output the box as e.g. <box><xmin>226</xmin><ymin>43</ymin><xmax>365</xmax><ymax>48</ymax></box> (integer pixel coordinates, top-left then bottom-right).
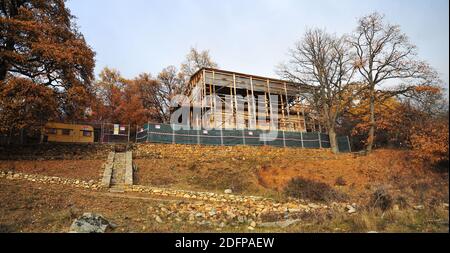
<box><xmin>61</xmin><ymin>129</ymin><xmax>72</xmax><ymax>135</ymax></box>
<box><xmin>46</xmin><ymin>128</ymin><xmax>57</xmax><ymax>134</ymax></box>
<box><xmin>81</xmin><ymin>130</ymin><xmax>92</xmax><ymax>137</ymax></box>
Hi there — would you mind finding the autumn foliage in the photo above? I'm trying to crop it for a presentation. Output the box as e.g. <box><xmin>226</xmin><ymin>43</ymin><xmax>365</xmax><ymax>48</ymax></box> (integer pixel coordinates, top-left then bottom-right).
<box><xmin>0</xmin><ymin>77</ymin><xmax>57</xmax><ymax>132</ymax></box>
<box><xmin>89</xmin><ymin>68</ymin><xmax>169</xmax><ymax>126</ymax></box>
<box><xmin>340</xmin><ymin>84</ymin><xmax>449</xmax><ymax>168</ymax></box>
<box><xmin>0</xmin><ymin>0</ymin><xmax>95</xmax><ymax>132</ymax></box>
<box><xmin>410</xmin><ymin>119</ymin><xmax>449</xmax><ymax>166</ymax></box>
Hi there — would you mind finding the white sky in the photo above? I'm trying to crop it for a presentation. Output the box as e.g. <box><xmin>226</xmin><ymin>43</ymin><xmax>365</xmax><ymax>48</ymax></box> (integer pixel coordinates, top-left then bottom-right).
<box><xmin>67</xmin><ymin>0</ymin><xmax>449</xmax><ymax>88</ymax></box>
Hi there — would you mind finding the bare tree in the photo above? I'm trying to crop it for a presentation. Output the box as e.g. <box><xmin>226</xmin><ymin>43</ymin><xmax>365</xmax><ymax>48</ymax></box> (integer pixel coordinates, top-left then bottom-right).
<box><xmin>278</xmin><ymin>29</ymin><xmax>358</xmax><ymax>153</ymax></box>
<box><xmin>180</xmin><ymin>47</ymin><xmax>218</xmax><ymax>90</ymax></box>
<box><xmin>349</xmin><ymin>12</ymin><xmax>438</xmax><ymax>152</ymax></box>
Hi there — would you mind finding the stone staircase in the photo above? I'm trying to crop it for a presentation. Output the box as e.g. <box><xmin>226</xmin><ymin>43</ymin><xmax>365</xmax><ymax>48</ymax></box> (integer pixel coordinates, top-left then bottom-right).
<box><xmin>102</xmin><ymin>146</ymin><xmax>133</xmax><ymax>193</ymax></box>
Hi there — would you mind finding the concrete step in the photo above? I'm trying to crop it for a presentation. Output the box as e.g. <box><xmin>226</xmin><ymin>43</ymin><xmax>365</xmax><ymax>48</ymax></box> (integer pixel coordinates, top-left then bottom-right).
<box><xmin>109</xmin><ymin>187</ymin><xmax>125</xmax><ymax>193</ymax></box>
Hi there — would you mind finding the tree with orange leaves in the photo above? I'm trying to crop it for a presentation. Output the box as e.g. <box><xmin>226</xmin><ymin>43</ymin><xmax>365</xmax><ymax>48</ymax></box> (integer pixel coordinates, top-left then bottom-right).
<box><xmin>0</xmin><ymin>77</ymin><xmax>58</xmax><ymax>133</ymax></box>
<box><xmin>341</xmin><ymin>84</ymin><xmax>448</xmax><ymax>164</ymax></box>
<box><xmin>90</xmin><ymin>67</ymin><xmax>162</xmax><ymax>126</ymax></box>
<box><xmin>0</xmin><ymin>0</ymin><xmax>95</xmax><ymax>132</ymax></box>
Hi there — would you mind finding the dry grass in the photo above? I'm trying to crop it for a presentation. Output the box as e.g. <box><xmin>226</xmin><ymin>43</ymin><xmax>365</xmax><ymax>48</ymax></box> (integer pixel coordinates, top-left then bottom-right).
<box><xmin>134</xmin><ymin>144</ymin><xmax>449</xmax><ymax>207</ymax></box>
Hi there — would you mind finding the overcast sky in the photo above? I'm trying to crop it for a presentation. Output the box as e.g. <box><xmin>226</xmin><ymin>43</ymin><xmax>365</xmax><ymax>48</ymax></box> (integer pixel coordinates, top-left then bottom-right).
<box><xmin>67</xmin><ymin>0</ymin><xmax>449</xmax><ymax>86</ymax></box>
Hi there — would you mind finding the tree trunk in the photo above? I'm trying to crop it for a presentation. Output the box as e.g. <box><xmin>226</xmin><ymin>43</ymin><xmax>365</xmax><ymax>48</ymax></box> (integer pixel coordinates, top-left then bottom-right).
<box><xmin>366</xmin><ymin>87</ymin><xmax>376</xmax><ymax>152</ymax></box>
<box><xmin>328</xmin><ymin>127</ymin><xmax>339</xmax><ymax>154</ymax></box>
<box><xmin>0</xmin><ymin>62</ymin><xmax>8</xmax><ymax>81</ymax></box>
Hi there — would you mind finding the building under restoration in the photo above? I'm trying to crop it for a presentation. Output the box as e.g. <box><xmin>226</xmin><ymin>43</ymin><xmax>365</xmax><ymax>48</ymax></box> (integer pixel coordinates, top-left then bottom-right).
<box><xmin>186</xmin><ymin>68</ymin><xmax>325</xmax><ymax>133</ymax></box>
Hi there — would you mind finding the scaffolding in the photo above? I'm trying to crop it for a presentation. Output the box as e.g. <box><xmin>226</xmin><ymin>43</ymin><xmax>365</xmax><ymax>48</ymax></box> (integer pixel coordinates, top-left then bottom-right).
<box><xmin>186</xmin><ymin>68</ymin><xmax>325</xmax><ymax>133</ymax></box>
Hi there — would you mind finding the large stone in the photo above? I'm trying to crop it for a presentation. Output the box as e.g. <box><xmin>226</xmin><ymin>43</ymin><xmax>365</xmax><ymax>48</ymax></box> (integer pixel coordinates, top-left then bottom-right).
<box><xmin>69</xmin><ymin>213</ymin><xmax>111</xmax><ymax>233</ymax></box>
<box><xmin>155</xmin><ymin>215</ymin><xmax>163</xmax><ymax>223</ymax></box>
<box><xmin>224</xmin><ymin>189</ymin><xmax>233</xmax><ymax>194</ymax></box>
<box><xmin>413</xmin><ymin>205</ymin><xmax>424</xmax><ymax>210</ymax></box>
<box><xmin>346</xmin><ymin>205</ymin><xmax>356</xmax><ymax>214</ymax></box>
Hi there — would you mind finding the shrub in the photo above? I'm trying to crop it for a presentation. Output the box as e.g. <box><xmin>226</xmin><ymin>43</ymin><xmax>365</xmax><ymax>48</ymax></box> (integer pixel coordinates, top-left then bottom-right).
<box><xmin>369</xmin><ymin>186</ymin><xmax>393</xmax><ymax>211</ymax></box>
<box><xmin>410</xmin><ymin>119</ymin><xmax>449</xmax><ymax>171</ymax></box>
<box><xmin>335</xmin><ymin>176</ymin><xmax>347</xmax><ymax>186</ymax></box>
<box><xmin>283</xmin><ymin>177</ymin><xmax>346</xmax><ymax>202</ymax></box>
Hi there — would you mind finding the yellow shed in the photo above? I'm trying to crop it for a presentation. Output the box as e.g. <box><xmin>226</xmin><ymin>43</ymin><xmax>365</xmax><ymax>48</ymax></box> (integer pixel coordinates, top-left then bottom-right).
<box><xmin>44</xmin><ymin>122</ymin><xmax>94</xmax><ymax>143</ymax></box>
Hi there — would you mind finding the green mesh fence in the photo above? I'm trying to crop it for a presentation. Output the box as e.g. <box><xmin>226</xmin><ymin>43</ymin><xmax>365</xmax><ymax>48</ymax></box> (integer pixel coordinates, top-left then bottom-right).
<box><xmin>136</xmin><ymin>123</ymin><xmax>351</xmax><ymax>152</ymax></box>
<box><xmin>337</xmin><ymin>136</ymin><xmax>352</xmax><ymax>153</ymax></box>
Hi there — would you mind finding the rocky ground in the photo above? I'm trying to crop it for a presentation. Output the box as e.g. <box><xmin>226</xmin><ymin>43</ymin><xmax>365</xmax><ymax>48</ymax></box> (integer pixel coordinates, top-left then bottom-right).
<box><xmin>0</xmin><ymin>170</ymin><xmax>348</xmax><ymax>230</ymax></box>
<box><xmin>0</xmin><ymin>169</ymin><xmax>448</xmax><ymax>232</ymax></box>
<box><xmin>0</xmin><ymin>160</ymin><xmax>104</xmax><ymax>181</ymax></box>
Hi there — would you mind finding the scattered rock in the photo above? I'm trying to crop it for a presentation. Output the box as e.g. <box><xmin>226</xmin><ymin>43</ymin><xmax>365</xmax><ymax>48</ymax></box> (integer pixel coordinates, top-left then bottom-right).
<box><xmin>346</xmin><ymin>205</ymin><xmax>356</xmax><ymax>214</ymax></box>
<box><xmin>208</xmin><ymin>208</ymin><xmax>217</xmax><ymax>216</ymax></box>
<box><xmin>69</xmin><ymin>213</ymin><xmax>112</xmax><ymax>233</ymax></box>
<box><xmin>259</xmin><ymin>219</ymin><xmax>301</xmax><ymax>228</ymax></box>
<box><xmin>249</xmin><ymin>221</ymin><xmax>257</xmax><ymax>227</ymax></box>
<box><xmin>155</xmin><ymin>215</ymin><xmax>163</xmax><ymax>223</ymax></box>
<box><xmin>308</xmin><ymin>203</ymin><xmax>320</xmax><ymax>209</ymax></box>
<box><xmin>413</xmin><ymin>205</ymin><xmax>424</xmax><ymax>210</ymax></box>
<box><xmin>224</xmin><ymin>189</ymin><xmax>233</xmax><ymax>194</ymax></box>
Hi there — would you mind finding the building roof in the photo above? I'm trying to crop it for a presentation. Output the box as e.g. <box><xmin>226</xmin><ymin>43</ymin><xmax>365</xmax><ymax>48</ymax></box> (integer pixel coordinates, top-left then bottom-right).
<box><xmin>189</xmin><ymin>67</ymin><xmax>311</xmax><ymax>88</ymax></box>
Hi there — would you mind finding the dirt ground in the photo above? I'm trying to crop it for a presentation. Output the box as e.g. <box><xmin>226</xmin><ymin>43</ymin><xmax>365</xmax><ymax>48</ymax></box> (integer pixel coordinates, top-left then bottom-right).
<box><xmin>0</xmin><ymin>179</ymin><xmax>219</xmax><ymax>233</ymax></box>
<box><xmin>0</xmin><ymin>160</ymin><xmax>104</xmax><ymax>181</ymax></box>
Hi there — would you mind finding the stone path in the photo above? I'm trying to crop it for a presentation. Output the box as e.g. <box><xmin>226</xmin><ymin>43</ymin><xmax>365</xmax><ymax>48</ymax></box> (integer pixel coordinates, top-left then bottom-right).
<box><xmin>110</xmin><ymin>152</ymin><xmax>126</xmax><ymax>192</ymax></box>
<box><xmin>101</xmin><ymin>150</ymin><xmax>133</xmax><ymax>193</ymax></box>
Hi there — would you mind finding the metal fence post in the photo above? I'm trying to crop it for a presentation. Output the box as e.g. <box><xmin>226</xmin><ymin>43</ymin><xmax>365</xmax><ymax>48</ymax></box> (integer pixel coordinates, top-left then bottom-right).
<box><xmin>100</xmin><ymin>122</ymin><xmax>103</xmax><ymax>144</ymax></box>
<box><xmin>318</xmin><ymin>132</ymin><xmax>322</xmax><ymax>148</ymax></box>
<box><xmin>127</xmin><ymin>124</ymin><xmax>130</xmax><ymax>143</ymax></box>
<box><xmin>220</xmin><ymin>127</ymin><xmax>224</xmax><ymax>146</ymax></box>
<box><xmin>197</xmin><ymin>129</ymin><xmax>200</xmax><ymax>145</ymax></box>
<box><xmin>135</xmin><ymin>124</ymin><xmax>138</xmax><ymax>143</ymax></box>
<box><xmin>300</xmin><ymin>131</ymin><xmax>304</xmax><ymax>148</ymax></box>
<box><xmin>172</xmin><ymin>124</ymin><xmax>175</xmax><ymax>144</ymax></box>
<box><xmin>147</xmin><ymin>121</ymin><xmax>150</xmax><ymax>142</ymax></box>
<box><xmin>242</xmin><ymin>130</ymin><xmax>246</xmax><ymax>145</ymax></box>
<box><xmin>282</xmin><ymin>130</ymin><xmax>286</xmax><ymax>147</ymax></box>
<box><xmin>346</xmin><ymin>135</ymin><xmax>352</xmax><ymax>153</ymax></box>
